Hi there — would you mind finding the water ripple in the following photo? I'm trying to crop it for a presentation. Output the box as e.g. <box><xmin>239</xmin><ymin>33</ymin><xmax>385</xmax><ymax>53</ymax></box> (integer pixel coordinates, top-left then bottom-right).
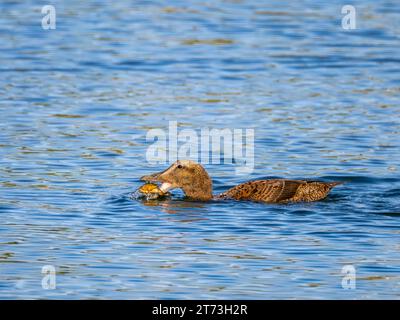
<box><xmin>0</xmin><ymin>0</ymin><xmax>400</xmax><ymax>299</ymax></box>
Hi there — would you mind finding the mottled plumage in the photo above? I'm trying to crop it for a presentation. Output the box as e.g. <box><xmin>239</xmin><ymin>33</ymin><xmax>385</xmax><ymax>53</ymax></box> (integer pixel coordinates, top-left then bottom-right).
<box><xmin>216</xmin><ymin>179</ymin><xmax>342</xmax><ymax>203</ymax></box>
<box><xmin>140</xmin><ymin>160</ymin><xmax>343</xmax><ymax>203</ymax></box>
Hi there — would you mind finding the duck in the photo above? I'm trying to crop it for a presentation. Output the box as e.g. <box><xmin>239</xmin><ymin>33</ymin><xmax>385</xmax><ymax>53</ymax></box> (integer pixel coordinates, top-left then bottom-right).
<box><xmin>140</xmin><ymin>160</ymin><xmax>343</xmax><ymax>203</ymax></box>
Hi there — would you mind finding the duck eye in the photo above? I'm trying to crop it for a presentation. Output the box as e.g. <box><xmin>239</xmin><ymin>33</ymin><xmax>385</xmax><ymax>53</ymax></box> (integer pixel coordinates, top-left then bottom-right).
<box><xmin>177</xmin><ymin>165</ymin><xmax>183</xmax><ymax>169</ymax></box>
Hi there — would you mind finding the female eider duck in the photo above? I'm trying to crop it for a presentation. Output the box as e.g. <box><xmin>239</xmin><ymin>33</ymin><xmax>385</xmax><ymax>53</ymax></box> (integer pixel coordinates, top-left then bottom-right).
<box><xmin>140</xmin><ymin>160</ymin><xmax>342</xmax><ymax>203</ymax></box>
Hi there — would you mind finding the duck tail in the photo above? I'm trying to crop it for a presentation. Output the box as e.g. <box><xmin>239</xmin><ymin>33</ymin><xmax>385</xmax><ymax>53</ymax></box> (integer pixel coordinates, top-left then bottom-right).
<box><xmin>327</xmin><ymin>181</ymin><xmax>345</xmax><ymax>188</ymax></box>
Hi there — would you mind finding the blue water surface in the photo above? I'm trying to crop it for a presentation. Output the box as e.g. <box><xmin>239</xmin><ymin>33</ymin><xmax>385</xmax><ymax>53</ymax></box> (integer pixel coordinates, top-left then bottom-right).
<box><xmin>0</xmin><ymin>0</ymin><xmax>400</xmax><ymax>299</ymax></box>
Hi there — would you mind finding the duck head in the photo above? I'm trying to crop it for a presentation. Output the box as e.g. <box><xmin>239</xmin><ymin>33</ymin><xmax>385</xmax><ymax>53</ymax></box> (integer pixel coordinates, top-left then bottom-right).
<box><xmin>140</xmin><ymin>160</ymin><xmax>213</xmax><ymax>201</ymax></box>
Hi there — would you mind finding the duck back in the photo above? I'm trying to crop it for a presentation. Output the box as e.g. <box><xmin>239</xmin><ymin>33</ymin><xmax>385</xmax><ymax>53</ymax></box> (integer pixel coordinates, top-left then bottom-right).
<box><xmin>216</xmin><ymin>179</ymin><xmax>342</xmax><ymax>203</ymax></box>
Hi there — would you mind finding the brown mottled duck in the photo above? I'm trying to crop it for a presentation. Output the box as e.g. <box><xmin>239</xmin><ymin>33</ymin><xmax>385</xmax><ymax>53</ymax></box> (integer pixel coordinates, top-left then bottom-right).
<box><xmin>140</xmin><ymin>160</ymin><xmax>343</xmax><ymax>203</ymax></box>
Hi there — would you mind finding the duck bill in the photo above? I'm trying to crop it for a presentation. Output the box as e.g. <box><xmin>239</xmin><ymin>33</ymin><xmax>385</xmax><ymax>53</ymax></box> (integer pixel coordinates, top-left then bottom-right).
<box><xmin>140</xmin><ymin>170</ymin><xmax>173</xmax><ymax>192</ymax></box>
<box><xmin>140</xmin><ymin>172</ymin><xmax>163</xmax><ymax>183</ymax></box>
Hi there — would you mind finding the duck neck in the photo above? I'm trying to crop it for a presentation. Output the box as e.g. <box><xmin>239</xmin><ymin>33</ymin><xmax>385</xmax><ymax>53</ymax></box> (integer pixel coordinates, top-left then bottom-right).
<box><xmin>181</xmin><ymin>174</ymin><xmax>213</xmax><ymax>201</ymax></box>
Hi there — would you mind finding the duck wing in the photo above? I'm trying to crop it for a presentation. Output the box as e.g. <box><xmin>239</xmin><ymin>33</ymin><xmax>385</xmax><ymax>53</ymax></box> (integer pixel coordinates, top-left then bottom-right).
<box><xmin>216</xmin><ymin>179</ymin><xmax>306</xmax><ymax>203</ymax></box>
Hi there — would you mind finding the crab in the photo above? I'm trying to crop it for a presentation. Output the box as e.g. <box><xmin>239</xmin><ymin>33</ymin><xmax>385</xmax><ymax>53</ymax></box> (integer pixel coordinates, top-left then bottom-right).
<box><xmin>138</xmin><ymin>183</ymin><xmax>170</xmax><ymax>200</ymax></box>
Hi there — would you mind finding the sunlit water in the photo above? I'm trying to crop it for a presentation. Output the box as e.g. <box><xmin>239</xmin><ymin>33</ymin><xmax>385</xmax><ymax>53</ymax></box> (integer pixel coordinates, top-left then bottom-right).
<box><xmin>1</xmin><ymin>0</ymin><xmax>400</xmax><ymax>299</ymax></box>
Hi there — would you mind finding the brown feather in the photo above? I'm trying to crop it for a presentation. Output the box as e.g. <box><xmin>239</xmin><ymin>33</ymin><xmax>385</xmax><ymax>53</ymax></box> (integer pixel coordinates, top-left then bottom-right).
<box><xmin>218</xmin><ymin>179</ymin><xmax>342</xmax><ymax>203</ymax></box>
